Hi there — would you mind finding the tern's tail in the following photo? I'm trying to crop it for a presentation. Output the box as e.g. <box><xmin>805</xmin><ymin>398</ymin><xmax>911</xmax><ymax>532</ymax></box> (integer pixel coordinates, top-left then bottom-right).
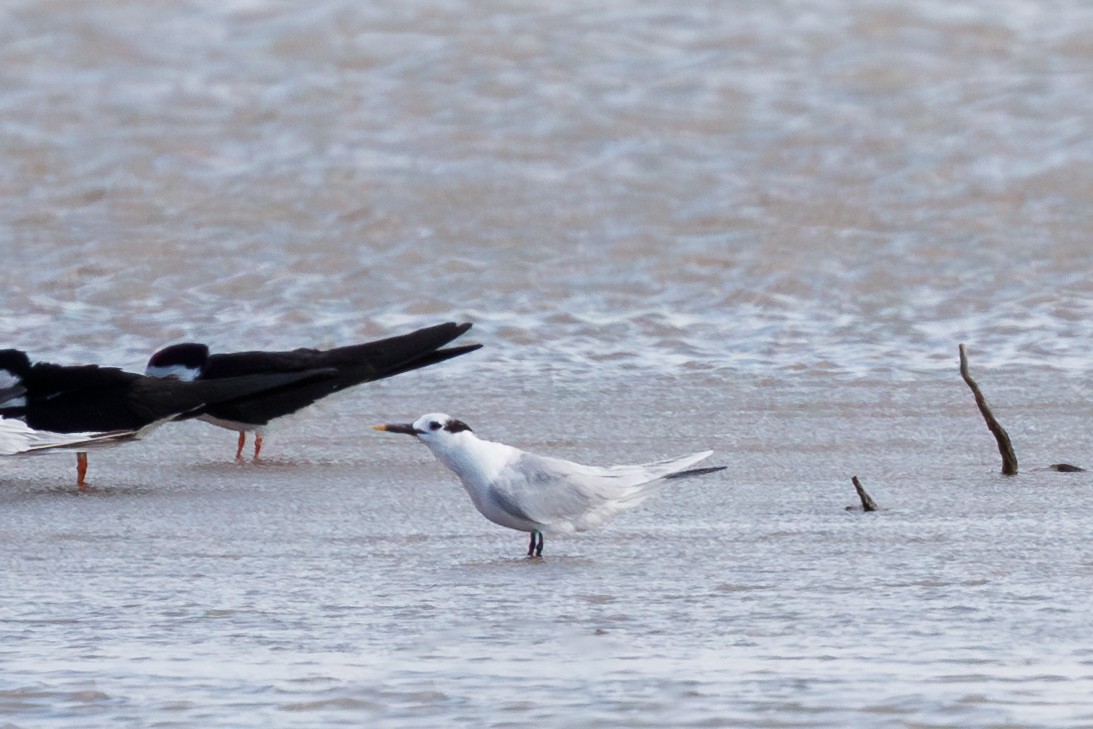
<box><xmin>613</xmin><ymin>450</ymin><xmax>723</xmax><ymax>504</ymax></box>
<box><xmin>664</xmin><ymin>465</ymin><xmax>727</xmax><ymax>479</ymax></box>
<box><xmin>565</xmin><ymin>450</ymin><xmax>725</xmax><ymax>533</ymax></box>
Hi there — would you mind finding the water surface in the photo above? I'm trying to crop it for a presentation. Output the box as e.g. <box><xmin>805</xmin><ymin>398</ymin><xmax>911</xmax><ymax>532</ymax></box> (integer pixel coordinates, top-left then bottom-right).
<box><xmin>2</xmin><ymin>1</ymin><xmax>1093</xmax><ymax>726</ymax></box>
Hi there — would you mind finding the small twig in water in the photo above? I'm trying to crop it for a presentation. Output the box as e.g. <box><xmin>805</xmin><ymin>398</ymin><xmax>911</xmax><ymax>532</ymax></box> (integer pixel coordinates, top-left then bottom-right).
<box><xmin>851</xmin><ymin>475</ymin><xmax>878</xmax><ymax>512</ymax></box>
<box><xmin>958</xmin><ymin>343</ymin><xmax>1018</xmax><ymax>476</ymax></box>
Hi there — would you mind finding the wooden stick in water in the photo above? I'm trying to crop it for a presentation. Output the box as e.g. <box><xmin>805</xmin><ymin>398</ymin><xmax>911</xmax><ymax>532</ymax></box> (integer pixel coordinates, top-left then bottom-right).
<box><xmin>958</xmin><ymin>343</ymin><xmax>1018</xmax><ymax>476</ymax></box>
<box><xmin>851</xmin><ymin>476</ymin><xmax>878</xmax><ymax>512</ymax></box>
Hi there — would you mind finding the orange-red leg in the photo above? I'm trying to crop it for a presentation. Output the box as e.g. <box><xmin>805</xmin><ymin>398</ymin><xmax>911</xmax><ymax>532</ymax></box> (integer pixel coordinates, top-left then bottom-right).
<box><xmin>253</xmin><ymin>433</ymin><xmax>264</xmax><ymax>460</ymax></box>
<box><xmin>76</xmin><ymin>451</ymin><xmax>89</xmax><ymax>489</ymax></box>
<box><xmin>235</xmin><ymin>432</ymin><xmax>246</xmax><ymax>461</ymax></box>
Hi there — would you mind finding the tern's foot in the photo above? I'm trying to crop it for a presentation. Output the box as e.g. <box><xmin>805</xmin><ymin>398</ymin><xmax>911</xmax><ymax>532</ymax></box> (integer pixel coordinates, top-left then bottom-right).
<box><xmin>526</xmin><ymin>530</ymin><xmax>544</xmax><ymax>558</ymax></box>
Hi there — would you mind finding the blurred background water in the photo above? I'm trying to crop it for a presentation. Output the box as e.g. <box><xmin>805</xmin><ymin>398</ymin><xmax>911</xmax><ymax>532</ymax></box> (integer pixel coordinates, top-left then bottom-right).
<box><xmin>2</xmin><ymin>1</ymin><xmax>1092</xmax><ymax>727</ymax></box>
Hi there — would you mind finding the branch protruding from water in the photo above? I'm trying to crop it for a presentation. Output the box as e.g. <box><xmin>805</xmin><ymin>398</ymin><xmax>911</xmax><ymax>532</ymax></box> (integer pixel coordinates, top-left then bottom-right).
<box><xmin>958</xmin><ymin>343</ymin><xmax>1018</xmax><ymax>476</ymax></box>
<box><xmin>851</xmin><ymin>476</ymin><xmax>878</xmax><ymax>512</ymax></box>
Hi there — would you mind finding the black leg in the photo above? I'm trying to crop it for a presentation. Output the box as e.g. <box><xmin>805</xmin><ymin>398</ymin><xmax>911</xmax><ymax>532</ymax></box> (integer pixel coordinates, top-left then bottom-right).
<box><xmin>527</xmin><ymin>531</ymin><xmax>537</xmax><ymax>557</ymax></box>
<box><xmin>534</xmin><ymin>531</ymin><xmax>544</xmax><ymax>557</ymax></box>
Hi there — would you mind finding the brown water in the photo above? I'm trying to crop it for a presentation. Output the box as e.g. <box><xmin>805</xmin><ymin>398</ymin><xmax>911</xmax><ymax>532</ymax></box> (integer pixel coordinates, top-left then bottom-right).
<box><xmin>2</xmin><ymin>1</ymin><xmax>1093</xmax><ymax>727</ymax></box>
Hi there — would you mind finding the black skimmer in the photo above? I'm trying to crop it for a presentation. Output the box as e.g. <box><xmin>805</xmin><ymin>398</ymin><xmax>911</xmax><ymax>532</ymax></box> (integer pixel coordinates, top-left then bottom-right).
<box><xmin>144</xmin><ymin>321</ymin><xmax>482</xmax><ymax>460</ymax></box>
<box><xmin>0</xmin><ymin>348</ymin><xmax>337</xmax><ymax>486</ymax></box>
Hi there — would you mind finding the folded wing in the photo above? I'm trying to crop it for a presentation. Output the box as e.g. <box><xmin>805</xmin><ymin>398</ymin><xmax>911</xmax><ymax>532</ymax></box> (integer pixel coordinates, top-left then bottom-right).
<box><xmin>491</xmin><ymin>450</ymin><xmax>714</xmax><ymax>533</ymax></box>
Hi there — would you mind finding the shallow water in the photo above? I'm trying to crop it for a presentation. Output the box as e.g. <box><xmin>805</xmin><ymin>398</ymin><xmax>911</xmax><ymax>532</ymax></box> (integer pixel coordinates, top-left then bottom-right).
<box><xmin>2</xmin><ymin>1</ymin><xmax>1093</xmax><ymax>727</ymax></box>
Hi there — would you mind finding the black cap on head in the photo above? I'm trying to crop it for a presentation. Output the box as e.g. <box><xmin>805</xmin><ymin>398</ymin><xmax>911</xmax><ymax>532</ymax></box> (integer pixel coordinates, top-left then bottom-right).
<box><xmin>0</xmin><ymin>349</ymin><xmax>32</xmax><ymax>377</ymax></box>
<box><xmin>147</xmin><ymin>343</ymin><xmax>210</xmax><ymax>370</ymax></box>
<box><xmin>443</xmin><ymin>418</ymin><xmax>473</xmax><ymax>434</ymax></box>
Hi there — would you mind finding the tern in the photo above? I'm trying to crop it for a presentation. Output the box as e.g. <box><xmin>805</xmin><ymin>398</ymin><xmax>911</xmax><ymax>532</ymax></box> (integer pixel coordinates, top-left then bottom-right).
<box><xmin>0</xmin><ymin>348</ymin><xmax>335</xmax><ymax>486</ymax></box>
<box><xmin>146</xmin><ymin>322</ymin><xmax>481</xmax><ymax>460</ymax></box>
<box><xmin>375</xmin><ymin>413</ymin><xmax>726</xmax><ymax>556</ymax></box>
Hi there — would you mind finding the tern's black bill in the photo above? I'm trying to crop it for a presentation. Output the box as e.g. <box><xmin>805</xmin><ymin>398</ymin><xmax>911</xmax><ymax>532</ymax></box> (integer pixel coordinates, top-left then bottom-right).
<box><xmin>374</xmin><ymin>423</ymin><xmax>422</xmax><ymax>435</ymax></box>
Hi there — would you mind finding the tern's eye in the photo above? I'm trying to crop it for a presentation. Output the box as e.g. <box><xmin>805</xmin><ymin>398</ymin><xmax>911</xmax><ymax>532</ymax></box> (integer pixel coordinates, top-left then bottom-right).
<box><xmin>429</xmin><ymin>421</ymin><xmax>442</xmax><ymax>431</ymax></box>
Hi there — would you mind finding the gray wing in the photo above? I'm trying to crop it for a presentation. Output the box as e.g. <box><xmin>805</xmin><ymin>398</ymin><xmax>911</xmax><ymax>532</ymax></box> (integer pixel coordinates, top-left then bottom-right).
<box><xmin>488</xmin><ymin>453</ymin><xmax>601</xmax><ymax>529</ymax></box>
<box><xmin>490</xmin><ymin>450</ymin><xmax>714</xmax><ymax>533</ymax></box>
